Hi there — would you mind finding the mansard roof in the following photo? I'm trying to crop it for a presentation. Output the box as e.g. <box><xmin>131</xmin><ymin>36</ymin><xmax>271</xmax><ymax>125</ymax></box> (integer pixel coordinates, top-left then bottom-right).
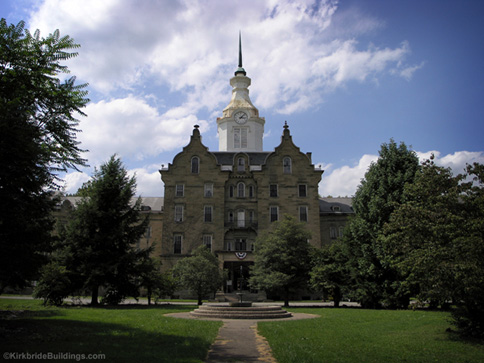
<box><xmin>319</xmin><ymin>197</ymin><xmax>354</xmax><ymax>214</ymax></box>
<box><xmin>211</xmin><ymin>152</ymin><xmax>272</xmax><ymax>166</ymax></box>
<box><xmin>55</xmin><ymin>196</ymin><xmax>164</xmax><ymax>212</ymax></box>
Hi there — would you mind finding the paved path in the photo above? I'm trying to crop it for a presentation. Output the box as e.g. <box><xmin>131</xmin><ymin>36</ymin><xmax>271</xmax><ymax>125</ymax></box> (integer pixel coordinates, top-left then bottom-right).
<box><xmin>166</xmin><ymin>311</ymin><xmax>319</xmax><ymax>363</ymax></box>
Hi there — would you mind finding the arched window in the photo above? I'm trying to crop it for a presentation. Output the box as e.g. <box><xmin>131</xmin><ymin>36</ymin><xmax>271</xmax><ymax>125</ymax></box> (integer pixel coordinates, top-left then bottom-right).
<box><xmin>237</xmin><ymin>182</ymin><xmax>245</xmax><ymax>198</ymax></box>
<box><xmin>237</xmin><ymin>157</ymin><xmax>245</xmax><ymax>172</ymax></box>
<box><xmin>248</xmin><ymin>185</ymin><xmax>254</xmax><ymax>198</ymax></box>
<box><xmin>283</xmin><ymin>157</ymin><xmax>292</xmax><ymax>174</ymax></box>
<box><xmin>191</xmin><ymin>156</ymin><xmax>199</xmax><ymax>174</ymax></box>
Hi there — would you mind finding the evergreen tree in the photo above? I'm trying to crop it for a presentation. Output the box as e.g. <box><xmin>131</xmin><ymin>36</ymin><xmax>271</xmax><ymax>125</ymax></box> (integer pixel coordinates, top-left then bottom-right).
<box><xmin>48</xmin><ymin>155</ymin><xmax>149</xmax><ymax>305</ymax></box>
<box><xmin>0</xmin><ymin>19</ymin><xmax>88</xmax><ymax>294</ymax></box>
<box><xmin>172</xmin><ymin>245</ymin><xmax>224</xmax><ymax>305</ymax></box>
<box><xmin>343</xmin><ymin>140</ymin><xmax>420</xmax><ymax>308</ymax></box>
<box><xmin>249</xmin><ymin>215</ymin><xmax>313</xmax><ymax>307</ymax></box>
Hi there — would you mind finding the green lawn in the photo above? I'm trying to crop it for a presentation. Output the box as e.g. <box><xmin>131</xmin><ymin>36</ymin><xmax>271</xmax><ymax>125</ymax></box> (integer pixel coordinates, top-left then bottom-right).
<box><xmin>3</xmin><ymin>299</ymin><xmax>484</xmax><ymax>363</ymax></box>
<box><xmin>0</xmin><ymin>299</ymin><xmax>221</xmax><ymax>363</ymax></box>
<box><xmin>258</xmin><ymin>308</ymin><xmax>484</xmax><ymax>363</ymax></box>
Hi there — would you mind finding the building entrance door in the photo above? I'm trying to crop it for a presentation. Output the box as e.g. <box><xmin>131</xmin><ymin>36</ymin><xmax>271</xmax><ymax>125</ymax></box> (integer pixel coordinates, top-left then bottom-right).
<box><xmin>223</xmin><ymin>261</ymin><xmax>253</xmax><ymax>293</ymax></box>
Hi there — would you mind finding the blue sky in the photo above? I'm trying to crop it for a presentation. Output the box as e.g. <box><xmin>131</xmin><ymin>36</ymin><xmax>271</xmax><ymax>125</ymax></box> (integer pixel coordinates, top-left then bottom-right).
<box><xmin>2</xmin><ymin>0</ymin><xmax>483</xmax><ymax>196</ymax></box>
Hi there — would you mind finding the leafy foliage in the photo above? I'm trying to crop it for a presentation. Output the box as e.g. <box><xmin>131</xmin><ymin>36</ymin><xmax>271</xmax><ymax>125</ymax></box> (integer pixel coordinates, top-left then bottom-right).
<box><xmin>0</xmin><ymin>19</ymin><xmax>88</xmax><ymax>294</ymax></box>
<box><xmin>310</xmin><ymin>239</ymin><xmax>350</xmax><ymax>306</ymax></box>
<box><xmin>382</xmin><ymin>159</ymin><xmax>484</xmax><ymax>337</ymax></box>
<box><xmin>342</xmin><ymin>140</ymin><xmax>420</xmax><ymax>308</ymax></box>
<box><xmin>249</xmin><ymin>215</ymin><xmax>313</xmax><ymax>306</ymax></box>
<box><xmin>172</xmin><ymin>246</ymin><xmax>224</xmax><ymax>305</ymax></box>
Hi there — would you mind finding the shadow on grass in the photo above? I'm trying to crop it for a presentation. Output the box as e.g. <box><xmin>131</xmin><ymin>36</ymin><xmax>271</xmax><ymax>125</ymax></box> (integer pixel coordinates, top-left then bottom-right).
<box><xmin>0</xmin><ymin>307</ymin><xmax>214</xmax><ymax>363</ymax></box>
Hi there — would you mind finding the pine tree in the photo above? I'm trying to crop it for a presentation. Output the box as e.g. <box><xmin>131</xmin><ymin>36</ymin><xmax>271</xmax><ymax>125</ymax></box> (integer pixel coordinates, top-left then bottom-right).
<box><xmin>50</xmin><ymin>155</ymin><xmax>149</xmax><ymax>305</ymax></box>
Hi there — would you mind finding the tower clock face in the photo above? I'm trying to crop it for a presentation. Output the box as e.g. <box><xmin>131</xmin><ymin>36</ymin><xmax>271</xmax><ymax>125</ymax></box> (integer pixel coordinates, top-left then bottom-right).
<box><xmin>234</xmin><ymin>111</ymin><xmax>248</xmax><ymax>124</ymax></box>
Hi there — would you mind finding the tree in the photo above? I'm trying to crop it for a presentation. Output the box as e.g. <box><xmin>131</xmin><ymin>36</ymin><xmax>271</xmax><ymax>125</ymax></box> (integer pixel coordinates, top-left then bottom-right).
<box><xmin>342</xmin><ymin>140</ymin><xmax>420</xmax><ymax>308</ymax></box>
<box><xmin>47</xmin><ymin>155</ymin><xmax>149</xmax><ymax>305</ymax></box>
<box><xmin>310</xmin><ymin>239</ymin><xmax>350</xmax><ymax>307</ymax></box>
<box><xmin>382</xmin><ymin>159</ymin><xmax>484</xmax><ymax>337</ymax></box>
<box><xmin>137</xmin><ymin>256</ymin><xmax>176</xmax><ymax>305</ymax></box>
<box><xmin>0</xmin><ymin>19</ymin><xmax>88</xmax><ymax>294</ymax></box>
<box><xmin>249</xmin><ymin>215</ymin><xmax>313</xmax><ymax>307</ymax></box>
<box><xmin>172</xmin><ymin>245</ymin><xmax>224</xmax><ymax>305</ymax></box>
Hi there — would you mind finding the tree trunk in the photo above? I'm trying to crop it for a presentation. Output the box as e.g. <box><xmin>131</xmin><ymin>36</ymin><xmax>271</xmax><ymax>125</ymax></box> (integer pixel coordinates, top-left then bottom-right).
<box><xmin>91</xmin><ymin>285</ymin><xmax>99</xmax><ymax>306</ymax></box>
<box><xmin>147</xmin><ymin>286</ymin><xmax>152</xmax><ymax>306</ymax></box>
<box><xmin>284</xmin><ymin>287</ymin><xmax>289</xmax><ymax>307</ymax></box>
<box><xmin>333</xmin><ymin>286</ymin><xmax>341</xmax><ymax>307</ymax></box>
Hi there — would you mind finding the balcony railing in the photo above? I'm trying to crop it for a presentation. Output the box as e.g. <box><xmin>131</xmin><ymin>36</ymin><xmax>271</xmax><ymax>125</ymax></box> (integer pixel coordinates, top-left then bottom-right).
<box><xmin>224</xmin><ymin>221</ymin><xmax>258</xmax><ymax>229</ymax></box>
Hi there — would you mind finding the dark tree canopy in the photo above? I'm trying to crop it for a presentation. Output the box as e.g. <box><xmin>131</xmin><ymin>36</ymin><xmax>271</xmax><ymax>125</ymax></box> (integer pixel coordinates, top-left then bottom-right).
<box><xmin>382</xmin><ymin>159</ymin><xmax>484</xmax><ymax>337</ymax></box>
<box><xmin>0</xmin><ymin>19</ymin><xmax>88</xmax><ymax>294</ymax></box>
<box><xmin>172</xmin><ymin>245</ymin><xmax>224</xmax><ymax>305</ymax></box>
<box><xmin>249</xmin><ymin>215</ymin><xmax>313</xmax><ymax>307</ymax></box>
<box><xmin>342</xmin><ymin>140</ymin><xmax>420</xmax><ymax>308</ymax></box>
<box><xmin>36</xmin><ymin>156</ymin><xmax>150</xmax><ymax>305</ymax></box>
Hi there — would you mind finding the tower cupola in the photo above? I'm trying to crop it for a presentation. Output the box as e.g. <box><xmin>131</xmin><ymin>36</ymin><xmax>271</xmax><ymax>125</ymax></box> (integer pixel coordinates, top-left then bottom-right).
<box><xmin>217</xmin><ymin>33</ymin><xmax>265</xmax><ymax>152</ymax></box>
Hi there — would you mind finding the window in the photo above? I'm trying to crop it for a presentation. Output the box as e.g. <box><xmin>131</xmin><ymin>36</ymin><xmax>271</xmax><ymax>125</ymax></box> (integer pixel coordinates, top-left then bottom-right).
<box><xmin>176</xmin><ymin>184</ymin><xmax>184</xmax><ymax>197</ymax></box>
<box><xmin>235</xmin><ymin>238</ymin><xmax>247</xmax><ymax>251</ymax></box>
<box><xmin>237</xmin><ymin>210</ymin><xmax>245</xmax><ymax>228</ymax></box>
<box><xmin>248</xmin><ymin>185</ymin><xmax>254</xmax><ymax>198</ymax></box>
<box><xmin>234</xmin><ymin>127</ymin><xmax>248</xmax><ymax>149</ymax></box>
<box><xmin>298</xmin><ymin>184</ymin><xmax>307</xmax><ymax>197</ymax></box>
<box><xmin>283</xmin><ymin>157</ymin><xmax>292</xmax><ymax>174</ymax></box>
<box><xmin>203</xmin><ymin>235</ymin><xmax>212</xmax><ymax>251</ymax></box>
<box><xmin>330</xmin><ymin>226</ymin><xmax>337</xmax><ymax>239</ymax></box>
<box><xmin>270</xmin><ymin>184</ymin><xmax>278</xmax><ymax>197</ymax></box>
<box><xmin>299</xmin><ymin>206</ymin><xmax>308</xmax><ymax>222</ymax></box>
<box><xmin>204</xmin><ymin>206</ymin><xmax>213</xmax><ymax>223</ymax></box>
<box><xmin>174</xmin><ymin>205</ymin><xmax>183</xmax><ymax>222</ymax></box>
<box><xmin>339</xmin><ymin>226</ymin><xmax>344</xmax><ymax>238</ymax></box>
<box><xmin>229</xmin><ymin>185</ymin><xmax>234</xmax><ymax>198</ymax></box>
<box><xmin>270</xmin><ymin>206</ymin><xmax>279</xmax><ymax>222</ymax></box>
<box><xmin>332</xmin><ymin>206</ymin><xmax>341</xmax><ymax>212</ymax></box>
<box><xmin>204</xmin><ymin>183</ymin><xmax>213</xmax><ymax>197</ymax></box>
<box><xmin>225</xmin><ymin>241</ymin><xmax>233</xmax><ymax>251</ymax></box>
<box><xmin>174</xmin><ymin>235</ymin><xmax>182</xmax><ymax>254</ymax></box>
<box><xmin>191</xmin><ymin>156</ymin><xmax>199</xmax><ymax>174</ymax></box>
<box><xmin>228</xmin><ymin>211</ymin><xmax>234</xmax><ymax>222</ymax></box>
<box><xmin>237</xmin><ymin>157</ymin><xmax>245</xmax><ymax>172</ymax></box>
<box><xmin>145</xmin><ymin>226</ymin><xmax>152</xmax><ymax>238</ymax></box>
<box><xmin>248</xmin><ymin>210</ymin><xmax>254</xmax><ymax>223</ymax></box>
<box><xmin>237</xmin><ymin>182</ymin><xmax>245</xmax><ymax>198</ymax></box>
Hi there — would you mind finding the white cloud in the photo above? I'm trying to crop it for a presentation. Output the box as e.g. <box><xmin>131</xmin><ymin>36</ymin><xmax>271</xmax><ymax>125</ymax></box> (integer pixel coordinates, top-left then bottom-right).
<box><xmin>319</xmin><ymin>154</ymin><xmax>378</xmax><ymax>197</ymax></box>
<box><xmin>417</xmin><ymin>151</ymin><xmax>484</xmax><ymax>176</ymax></box>
<box><xmin>80</xmin><ymin>95</ymin><xmax>208</xmax><ymax>166</ymax></box>
<box><xmin>319</xmin><ymin>151</ymin><xmax>484</xmax><ymax>197</ymax></box>
<box><xmin>28</xmin><ymin>0</ymin><xmax>417</xmax><ymax>115</ymax></box>
<box><xmin>61</xmin><ymin>171</ymin><xmax>91</xmax><ymax>194</ymax></box>
<box><xmin>128</xmin><ymin>168</ymin><xmax>164</xmax><ymax>197</ymax></box>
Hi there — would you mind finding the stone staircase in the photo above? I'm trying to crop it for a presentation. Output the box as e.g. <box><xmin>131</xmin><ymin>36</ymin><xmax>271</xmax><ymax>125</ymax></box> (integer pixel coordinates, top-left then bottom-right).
<box><xmin>190</xmin><ymin>304</ymin><xmax>292</xmax><ymax>319</ymax></box>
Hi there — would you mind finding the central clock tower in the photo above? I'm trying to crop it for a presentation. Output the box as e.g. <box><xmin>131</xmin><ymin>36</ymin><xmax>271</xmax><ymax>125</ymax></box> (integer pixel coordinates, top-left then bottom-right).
<box><xmin>217</xmin><ymin>33</ymin><xmax>265</xmax><ymax>152</ymax></box>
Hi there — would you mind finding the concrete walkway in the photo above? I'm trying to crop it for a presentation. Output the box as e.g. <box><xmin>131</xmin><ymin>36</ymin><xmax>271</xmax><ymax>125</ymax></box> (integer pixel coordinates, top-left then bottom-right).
<box><xmin>165</xmin><ymin>311</ymin><xmax>319</xmax><ymax>363</ymax></box>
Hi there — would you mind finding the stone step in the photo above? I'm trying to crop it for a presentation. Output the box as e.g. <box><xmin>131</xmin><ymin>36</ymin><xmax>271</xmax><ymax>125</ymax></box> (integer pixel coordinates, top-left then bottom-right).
<box><xmin>190</xmin><ymin>304</ymin><xmax>292</xmax><ymax>319</ymax></box>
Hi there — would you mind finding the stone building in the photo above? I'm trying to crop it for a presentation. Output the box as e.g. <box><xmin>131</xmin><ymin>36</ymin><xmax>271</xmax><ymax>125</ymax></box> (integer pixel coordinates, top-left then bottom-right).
<box><xmin>52</xmin><ymin>41</ymin><xmax>354</xmax><ymax>298</ymax></box>
<box><xmin>158</xmin><ymin>44</ymin><xmax>353</xmax><ymax>294</ymax></box>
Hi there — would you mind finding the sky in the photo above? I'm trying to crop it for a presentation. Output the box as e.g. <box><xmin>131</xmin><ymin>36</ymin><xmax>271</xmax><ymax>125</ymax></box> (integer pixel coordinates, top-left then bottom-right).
<box><xmin>2</xmin><ymin>0</ymin><xmax>483</xmax><ymax>197</ymax></box>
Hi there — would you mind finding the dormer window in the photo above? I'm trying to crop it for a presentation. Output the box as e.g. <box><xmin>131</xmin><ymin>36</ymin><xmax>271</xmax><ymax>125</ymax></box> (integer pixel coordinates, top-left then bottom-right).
<box><xmin>191</xmin><ymin>156</ymin><xmax>199</xmax><ymax>174</ymax></box>
<box><xmin>332</xmin><ymin>206</ymin><xmax>341</xmax><ymax>212</ymax></box>
<box><xmin>283</xmin><ymin>157</ymin><xmax>292</xmax><ymax>174</ymax></box>
<box><xmin>237</xmin><ymin>157</ymin><xmax>245</xmax><ymax>172</ymax></box>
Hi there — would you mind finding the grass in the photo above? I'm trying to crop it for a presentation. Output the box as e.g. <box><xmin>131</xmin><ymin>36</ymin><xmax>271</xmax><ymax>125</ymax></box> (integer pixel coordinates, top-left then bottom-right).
<box><xmin>258</xmin><ymin>307</ymin><xmax>484</xmax><ymax>363</ymax></box>
<box><xmin>0</xmin><ymin>298</ymin><xmax>221</xmax><ymax>363</ymax></box>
